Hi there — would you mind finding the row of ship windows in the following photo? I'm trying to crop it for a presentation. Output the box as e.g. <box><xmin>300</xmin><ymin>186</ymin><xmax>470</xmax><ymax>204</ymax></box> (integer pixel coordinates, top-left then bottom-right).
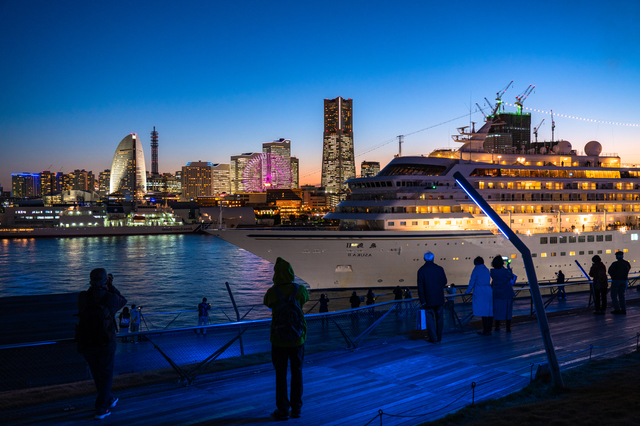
<box><xmin>477</xmin><ymin>182</ymin><xmax>636</xmax><ymax>190</ymax></box>
<box><xmin>532</xmin><ymin>248</ymin><xmax>628</xmax><ymax>257</ymax></box>
<box><xmin>538</xmin><ymin>234</ymin><xmax>638</xmax><ymax>244</ymax></box>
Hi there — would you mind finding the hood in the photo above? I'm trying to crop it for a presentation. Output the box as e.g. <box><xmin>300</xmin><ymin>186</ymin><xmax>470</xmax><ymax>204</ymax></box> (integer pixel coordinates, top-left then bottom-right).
<box><xmin>273</xmin><ymin>257</ymin><xmax>295</xmax><ymax>285</ymax></box>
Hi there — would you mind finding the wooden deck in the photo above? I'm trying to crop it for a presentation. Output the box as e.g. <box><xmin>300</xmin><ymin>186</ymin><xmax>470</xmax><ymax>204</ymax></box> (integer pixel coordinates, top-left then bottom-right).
<box><xmin>5</xmin><ymin>292</ymin><xmax>640</xmax><ymax>426</ymax></box>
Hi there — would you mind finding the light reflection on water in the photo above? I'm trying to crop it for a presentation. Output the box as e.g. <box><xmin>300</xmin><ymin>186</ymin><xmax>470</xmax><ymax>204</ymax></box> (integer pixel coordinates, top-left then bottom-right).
<box><xmin>0</xmin><ymin>234</ymin><xmax>307</xmax><ymax>325</ymax></box>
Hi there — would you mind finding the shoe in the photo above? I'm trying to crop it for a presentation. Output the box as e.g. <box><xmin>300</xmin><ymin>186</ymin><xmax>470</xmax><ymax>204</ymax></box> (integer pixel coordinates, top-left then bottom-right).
<box><xmin>109</xmin><ymin>397</ymin><xmax>119</xmax><ymax>408</ymax></box>
<box><xmin>271</xmin><ymin>409</ymin><xmax>289</xmax><ymax>421</ymax></box>
<box><xmin>291</xmin><ymin>410</ymin><xmax>301</xmax><ymax>418</ymax></box>
<box><xmin>95</xmin><ymin>409</ymin><xmax>111</xmax><ymax>420</ymax></box>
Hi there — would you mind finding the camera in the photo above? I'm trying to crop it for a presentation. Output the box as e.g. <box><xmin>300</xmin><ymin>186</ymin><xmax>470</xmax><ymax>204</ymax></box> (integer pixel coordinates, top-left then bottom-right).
<box><xmin>137</xmin><ymin>306</ymin><xmax>143</xmax><ymax>310</ymax></box>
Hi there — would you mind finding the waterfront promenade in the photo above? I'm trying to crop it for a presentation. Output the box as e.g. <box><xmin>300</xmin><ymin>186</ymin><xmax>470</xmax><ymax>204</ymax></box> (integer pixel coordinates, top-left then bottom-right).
<box><xmin>4</xmin><ymin>289</ymin><xmax>640</xmax><ymax>426</ymax></box>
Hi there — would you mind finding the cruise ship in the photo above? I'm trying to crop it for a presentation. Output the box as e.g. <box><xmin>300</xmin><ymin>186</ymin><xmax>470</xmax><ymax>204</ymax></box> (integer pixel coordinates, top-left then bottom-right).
<box><xmin>209</xmin><ymin>118</ymin><xmax>640</xmax><ymax>290</ymax></box>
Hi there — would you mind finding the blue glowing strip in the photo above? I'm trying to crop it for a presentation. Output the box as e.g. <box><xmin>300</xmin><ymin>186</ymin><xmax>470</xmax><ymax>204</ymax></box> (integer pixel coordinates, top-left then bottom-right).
<box><xmin>574</xmin><ymin>260</ymin><xmax>592</xmax><ymax>281</ymax></box>
<box><xmin>455</xmin><ymin>179</ymin><xmax>510</xmax><ymax>240</ymax></box>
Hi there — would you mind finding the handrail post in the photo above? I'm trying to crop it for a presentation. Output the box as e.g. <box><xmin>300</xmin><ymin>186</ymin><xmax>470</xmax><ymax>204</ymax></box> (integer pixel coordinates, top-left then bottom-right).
<box><xmin>225</xmin><ymin>281</ymin><xmax>244</xmax><ymax>356</ymax></box>
<box><xmin>454</xmin><ymin>172</ymin><xmax>564</xmax><ymax>389</ymax></box>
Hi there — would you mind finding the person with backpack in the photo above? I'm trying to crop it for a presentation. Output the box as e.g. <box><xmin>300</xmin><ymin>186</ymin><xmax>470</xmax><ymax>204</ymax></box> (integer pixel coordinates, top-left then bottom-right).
<box><xmin>608</xmin><ymin>251</ymin><xmax>630</xmax><ymax>314</ymax></box>
<box><xmin>417</xmin><ymin>251</ymin><xmax>448</xmax><ymax>343</ymax></box>
<box><xmin>118</xmin><ymin>307</ymin><xmax>130</xmax><ymax>342</ymax></box>
<box><xmin>263</xmin><ymin>257</ymin><xmax>309</xmax><ymax>421</ymax></box>
<box><xmin>589</xmin><ymin>255</ymin><xmax>608</xmax><ymax>315</ymax></box>
<box><xmin>76</xmin><ymin>268</ymin><xmax>127</xmax><ymax>420</ymax></box>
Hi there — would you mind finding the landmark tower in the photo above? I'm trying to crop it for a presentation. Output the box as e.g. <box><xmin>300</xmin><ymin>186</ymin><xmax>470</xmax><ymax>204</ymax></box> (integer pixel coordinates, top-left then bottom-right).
<box><xmin>150</xmin><ymin>126</ymin><xmax>159</xmax><ymax>176</ymax></box>
<box><xmin>321</xmin><ymin>97</ymin><xmax>355</xmax><ymax>204</ymax></box>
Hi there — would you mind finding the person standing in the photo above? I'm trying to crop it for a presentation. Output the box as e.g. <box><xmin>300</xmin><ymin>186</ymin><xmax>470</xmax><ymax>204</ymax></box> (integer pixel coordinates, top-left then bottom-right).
<box><xmin>465</xmin><ymin>256</ymin><xmax>493</xmax><ymax>335</ymax></box>
<box><xmin>349</xmin><ymin>291</ymin><xmax>361</xmax><ymax>309</ymax></box>
<box><xmin>589</xmin><ymin>255</ymin><xmax>608</xmax><ymax>315</ymax></box>
<box><xmin>417</xmin><ymin>251</ymin><xmax>447</xmax><ymax>343</ymax></box>
<box><xmin>491</xmin><ymin>256</ymin><xmax>515</xmax><ymax>332</ymax></box>
<box><xmin>130</xmin><ymin>304</ymin><xmax>141</xmax><ymax>343</ymax></box>
<box><xmin>366</xmin><ymin>289</ymin><xmax>376</xmax><ymax>305</ymax></box>
<box><xmin>608</xmin><ymin>251</ymin><xmax>631</xmax><ymax>315</ymax></box>
<box><xmin>197</xmin><ymin>298</ymin><xmax>211</xmax><ymax>334</ymax></box>
<box><xmin>556</xmin><ymin>270</ymin><xmax>566</xmax><ymax>299</ymax></box>
<box><xmin>264</xmin><ymin>257</ymin><xmax>309</xmax><ymax>421</ymax></box>
<box><xmin>404</xmin><ymin>288</ymin><xmax>412</xmax><ymax>299</ymax></box>
<box><xmin>393</xmin><ymin>285</ymin><xmax>403</xmax><ymax>300</ymax></box>
<box><xmin>318</xmin><ymin>294</ymin><xmax>329</xmax><ymax>313</ymax></box>
<box><xmin>76</xmin><ymin>268</ymin><xmax>127</xmax><ymax>420</ymax></box>
<box><xmin>118</xmin><ymin>307</ymin><xmax>130</xmax><ymax>343</ymax></box>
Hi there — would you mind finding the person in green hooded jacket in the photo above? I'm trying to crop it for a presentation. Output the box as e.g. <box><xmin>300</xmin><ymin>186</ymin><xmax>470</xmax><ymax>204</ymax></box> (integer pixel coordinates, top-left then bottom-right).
<box><xmin>263</xmin><ymin>257</ymin><xmax>309</xmax><ymax>421</ymax></box>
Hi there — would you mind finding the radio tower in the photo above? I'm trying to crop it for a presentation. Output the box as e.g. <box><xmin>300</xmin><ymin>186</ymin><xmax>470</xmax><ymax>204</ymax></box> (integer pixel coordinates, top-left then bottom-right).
<box><xmin>150</xmin><ymin>126</ymin><xmax>159</xmax><ymax>176</ymax></box>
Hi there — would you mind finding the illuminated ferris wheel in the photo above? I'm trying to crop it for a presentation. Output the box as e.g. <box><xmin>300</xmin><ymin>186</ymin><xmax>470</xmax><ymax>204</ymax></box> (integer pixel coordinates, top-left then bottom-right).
<box><xmin>242</xmin><ymin>153</ymin><xmax>292</xmax><ymax>192</ymax></box>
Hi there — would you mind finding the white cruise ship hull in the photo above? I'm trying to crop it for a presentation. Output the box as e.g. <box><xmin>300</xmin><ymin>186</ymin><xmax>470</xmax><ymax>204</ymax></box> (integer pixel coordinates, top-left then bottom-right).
<box><xmin>208</xmin><ymin>228</ymin><xmax>639</xmax><ymax>290</ymax></box>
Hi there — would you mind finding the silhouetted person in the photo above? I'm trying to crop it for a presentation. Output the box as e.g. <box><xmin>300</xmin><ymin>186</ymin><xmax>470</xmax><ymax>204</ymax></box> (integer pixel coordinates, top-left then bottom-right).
<box><xmin>589</xmin><ymin>255</ymin><xmax>608</xmax><ymax>315</ymax></box>
<box><xmin>197</xmin><ymin>298</ymin><xmax>211</xmax><ymax>334</ymax></box>
<box><xmin>491</xmin><ymin>256</ymin><xmax>515</xmax><ymax>332</ymax></box>
<box><xmin>76</xmin><ymin>269</ymin><xmax>127</xmax><ymax>420</ymax></box>
<box><xmin>350</xmin><ymin>291</ymin><xmax>361</xmax><ymax>309</ymax></box>
<box><xmin>609</xmin><ymin>251</ymin><xmax>631</xmax><ymax>314</ymax></box>
<box><xmin>319</xmin><ymin>294</ymin><xmax>329</xmax><ymax>313</ymax></box>
<box><xmin>556</xmin><ymin>270</ymin><xmax>566</xmax><ymax>299</ymax></box>
<box><xmin>417</xmin><ymin>251</ymin><xmax>447</xmax><ymax>343</ymax></box>
<box><xmin>366</xmin><ymin>289</ymin><xmax>376</xmax><ymax>305</ymax></box>
<box><xmin>393</xmin><ymin>285</ymin><xmax>403</xmax><ymax>300</ymax></box>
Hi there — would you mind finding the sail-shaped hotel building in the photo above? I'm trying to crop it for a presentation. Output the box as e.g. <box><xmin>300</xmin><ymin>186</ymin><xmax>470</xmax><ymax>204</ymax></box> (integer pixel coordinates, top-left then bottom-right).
<box><xmin>109</xmin><ymin>133</ymin><xmax>147</xmax><ymax>201</ymax></box>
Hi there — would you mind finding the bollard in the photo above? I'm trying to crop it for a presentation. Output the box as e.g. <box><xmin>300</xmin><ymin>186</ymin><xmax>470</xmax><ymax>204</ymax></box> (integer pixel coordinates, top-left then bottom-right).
<box><xmin>471</xmin><ymin>382</ymin><xmax>476</xmax><ymax>405</ymax></box>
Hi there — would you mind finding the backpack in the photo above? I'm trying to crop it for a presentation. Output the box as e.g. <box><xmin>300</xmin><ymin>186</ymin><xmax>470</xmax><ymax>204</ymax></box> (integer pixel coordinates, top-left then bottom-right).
<box><xmin>75</xmin><ymin>293</ymin><xmax>114</xmax><ymax>348</ymax></box>
<box><xmin>272</xmin><ymin>284</ymin><xmax>304</xmax><ymax>343</ymax></box>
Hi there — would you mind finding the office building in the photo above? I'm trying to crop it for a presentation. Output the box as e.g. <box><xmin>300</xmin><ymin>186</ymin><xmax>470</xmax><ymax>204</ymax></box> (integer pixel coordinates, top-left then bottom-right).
<box><xmin>181</xmin><ymin>161</ymin><xmax>215</xmax><ymax>200</ymax></box>
<box><xmin>99</xmin><ymin>170</ymin><xmax>111</xmax><ymax>199</ymax></box>
<box><xmin>321</xmin><ymin>97</ymin><xmax>355</xmax><ymax>203</ymax></box>
<box><xmin>12</xmin><ymin>173</ymin><xmax>40</xmax><ymax>198</ymax></box>
<box><xmin>290</xmin><ymin>157</ymin><xmax>299</xmax><ymax>189</ymax></box>
<box><xmin>109</xmin><ymin>133</ymin><xmax>147</xmax><ymax>201</ymax></box>
<box><xmin>484</xmin><ymin>112</ymin><xmax>532</xmax><ymax>152</ymax></box>
<box><xmin>361</xmin><ymin>161</ymin><xmax>380</xmax><ymax>177</ymax></box>
<box><xmin>212</xmin><ymin>163</ymin><xmax>231</xmax><ymax>195</ymax></box>
<box><xmin>68</xmin><ymin>169</ymin><xmax>95</xmax><ymax>192</ymax></box>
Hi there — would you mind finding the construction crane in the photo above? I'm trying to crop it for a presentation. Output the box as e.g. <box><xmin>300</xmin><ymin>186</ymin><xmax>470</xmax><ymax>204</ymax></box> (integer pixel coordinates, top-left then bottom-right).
<box><xmin>493</xmin><ymin>80</ymin><xmax>513</xmax><ymax>114</ymax></box>
<box><xmin>475</xmin><ymin>103</ymin><xmax>487</xmax><ymax>119</ymax></box>
<box><xmin>533</xmin><ymin>119</ymin><xmax>545</xmax><ymax>143</ymax></box>
<box><xmin>515</xmin><ymin>84</ymin><xmax>535</xmax><ymax>114</ymax></box>
<box><xmin>551</xmin><ymin>109</ymin><xmax>556</xmax><ymax>142</ymax></box>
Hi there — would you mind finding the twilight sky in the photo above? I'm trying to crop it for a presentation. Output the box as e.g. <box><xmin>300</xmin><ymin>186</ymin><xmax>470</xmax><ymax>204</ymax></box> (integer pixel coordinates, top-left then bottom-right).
<box><xmin>1</xmin><ymin>0</ymin><xmax>639</xmax><ymax>190</ymax></box>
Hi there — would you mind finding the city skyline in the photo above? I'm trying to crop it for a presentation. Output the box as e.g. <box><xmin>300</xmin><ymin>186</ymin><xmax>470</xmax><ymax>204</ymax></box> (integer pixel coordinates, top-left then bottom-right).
<box><xmin>1</xmin><ymin>1</ymin><xmax>639</xmax><ymax>190</ymax></box>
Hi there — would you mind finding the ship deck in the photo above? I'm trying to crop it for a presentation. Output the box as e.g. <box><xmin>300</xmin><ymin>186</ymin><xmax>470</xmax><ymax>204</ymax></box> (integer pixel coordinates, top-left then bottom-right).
<box><xmin>4</xmin><ymin>289</ymin><xmax>640</xmax><ymax>425</ymax></box>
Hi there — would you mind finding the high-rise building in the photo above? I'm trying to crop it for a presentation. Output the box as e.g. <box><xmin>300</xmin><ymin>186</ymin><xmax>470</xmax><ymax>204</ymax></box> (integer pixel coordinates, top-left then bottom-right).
<box><xmin>360</xmin><ymin>161</ymin><xmax>380</xmax><ymax>178</ymax></box>
<box><xmin>68</xmin><ymin>169</ymin><xmax>95</xmax><ymax>192</ymax></box>
<box><xmin>99</xmin><ymin>170</ymin><xmax>111</xmax><ymax>199</ymax></box>
<box><xmin>109</xmin><ymin>133</ymin><xmax>147</xmax><ymax>201</ymax></box>
<box><xmin>150</xmin><ymin>126</ymin><xmax>159</xmax><ymax>176</ymax></box>
<box><xmin>321</xmin><ymin>97</ymin><xmax>355</xmax><ymax>202</ymax></box>
<box><xmin>181</xmin><ymin>161</ymin><xmax>215</xmax><ymax>200</ymax></box>
<box><xmin>40</xmin><ymin>171</ymin><xmax>61</xmax><ymax>196</ymax></box>
<box><xmin>484</xmin><ymin>112</ymin><xmax>532</xmax><ymax>152</ymax></box>
<box><xmin>290</xmin><ymin>157</ymin><xmax>299</xmax><ymax>189</ymax></box>
<box><xmin>262</xmin><ymin>138</ymin><xmax>293</xmax><ymax>190</ymax></box>
<box><xmin>212</xmin><ymin>163</ymin><xmax>231</xmax><ymax>195</ymax></box>
<box><xmin>12</xmin><ymin>173</ymin><xmax>40</xmax><ymax>198</ymax></box>
<box><xmin>230</xmin><ymin>153</ymin><xmax>258</xmax><ymax>194</ymax></box>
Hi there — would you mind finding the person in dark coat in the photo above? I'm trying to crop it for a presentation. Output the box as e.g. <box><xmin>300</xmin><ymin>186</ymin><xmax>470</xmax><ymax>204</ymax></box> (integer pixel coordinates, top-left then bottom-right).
<box><xmin>318</xmin><ymin>294</ymin><xmax>329</xmax><ymax>313</ymax></box>
<box><xmin>417</xmin><ymin>251</ymin><xmax>447</xmax><ymax>343</ymax></box>
<box><xmin>393</xmin><ymin>285</ymin><xmax>403</xmax><ymax>300</ymax></box>
<box><xmin>404</xmin><ymin>288</ymin><xmax>412</xmax><ymax>299</ymax></box>
<box><xmin>263</xmin><ymin>258</ymin><xmax>309</xmax><ymax>421</ymax></box>
<box><xmin>465</xmin><ymin>256</ymin><xmax>493</xmax><ymax>335</ymax></box>
<box><xmin>608</xmin><ymin>251</ymin><xmax>631</xmax><ymax>314</ymax></box>
<box><xmin>589</xmin><ymin>255</ymin><xmax>608</xmax><ymax>315</ymax></box>
<box><xmin>490</xmin><ymin>256</ymin><xmax>515</xmax><ymax>332</ymax></box>
<box><xmin>556</xmin><ymin>270</ymin><xmax>566</xmax><ymax>299</ymax></box>
<box><xmin>77</xmin><ymin>268</ymin><xmax>127</xmax><ymax>420</ymax></box>
<box><xmin>366</xmin><ymin>289</ymin><xmax>376</xmax><ymax>305</ymax></box>
<box><xmin>349</xmin><ymin>291</ymin><xmax>361</xmax><ymax>309</ymax></box>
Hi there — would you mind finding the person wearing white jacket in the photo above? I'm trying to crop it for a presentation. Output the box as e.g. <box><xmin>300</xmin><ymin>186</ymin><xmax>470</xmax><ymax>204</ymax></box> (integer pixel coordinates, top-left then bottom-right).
<box><xmin>465</xmin><ymin>257</ymin><xmax>493</xmax><ymax>335</ymax></box>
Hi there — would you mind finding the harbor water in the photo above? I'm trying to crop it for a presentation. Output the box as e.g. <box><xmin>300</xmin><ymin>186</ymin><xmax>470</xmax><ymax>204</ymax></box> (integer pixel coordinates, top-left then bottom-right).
<box><xmin>0</xmin><ymin>234</ymin><xmax>308</xmax><ymax>327</ymax></box>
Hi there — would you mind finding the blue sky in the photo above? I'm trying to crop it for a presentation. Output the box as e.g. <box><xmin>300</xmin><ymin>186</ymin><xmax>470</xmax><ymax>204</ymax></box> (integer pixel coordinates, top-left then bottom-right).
<box><xmin>1</xmin><ymin>0</ymin><xmax>639</xmax><ymax>189</ymax></box>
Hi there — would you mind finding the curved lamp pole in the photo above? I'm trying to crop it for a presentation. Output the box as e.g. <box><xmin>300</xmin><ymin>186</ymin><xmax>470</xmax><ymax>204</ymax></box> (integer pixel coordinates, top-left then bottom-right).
<box><xmin>454</xmin><ymin>171</ymin><xmax>564</xmax><ymax>389</ymax></box>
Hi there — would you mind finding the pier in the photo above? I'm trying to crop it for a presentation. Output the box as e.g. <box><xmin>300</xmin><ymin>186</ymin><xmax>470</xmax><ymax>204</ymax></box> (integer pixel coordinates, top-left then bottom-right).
<box><xmin>2</xmin><ymin>287</ymin><xmax>640</xmax><ymax>425</ymax></box>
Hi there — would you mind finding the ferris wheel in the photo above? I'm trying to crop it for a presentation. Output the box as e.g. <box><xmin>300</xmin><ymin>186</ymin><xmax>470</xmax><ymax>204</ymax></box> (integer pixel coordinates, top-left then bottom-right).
<box><xmin>242</xmin><ymin>153</ymin><xmax>292</xmax><ymax>192</ymax></box>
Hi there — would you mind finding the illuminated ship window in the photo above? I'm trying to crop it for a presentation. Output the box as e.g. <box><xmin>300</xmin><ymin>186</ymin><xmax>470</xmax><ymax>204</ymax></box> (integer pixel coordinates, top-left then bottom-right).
<box><xmin>541</xmin><ymin>253</ymin><xmax>547</xmax><ymax>257</ymax></box>
<box><xmin>510</xmin><ymin>254</ymin><xmax>517</xmax><ymax>258</ymax></box>
<box><xmin>551</xmin><ymin>252</ymin><xmax>557</xmax><ymax>257</ymax></box>
<box><xmin>570</xmin><ymin>252</ymin><xmax>576</xmax><ymax>256</ymax></box>
<box><xmin>400</xmin><ymin>222</ymin><xmax>406</xmax><ymax>226</ymax></box>
<box><xmin>624</xmin><ymin>248</ymin><xmax>629</xmax><ymax>253</ymax></box>
<box><xmin>632</xmin><ymin>234</ymin><xmax>638</xmax><ymax>241</ymax></box>
<box><xmin>606</xmin><ymin>249</ymin><xmax>612</xmax><ymax>254</ymax></box>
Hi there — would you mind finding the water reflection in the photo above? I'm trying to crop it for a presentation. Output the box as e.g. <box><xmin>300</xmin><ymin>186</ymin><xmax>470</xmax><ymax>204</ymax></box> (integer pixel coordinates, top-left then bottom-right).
<box><xmin>0</xmin><ymin>234</ymin><xmax>305</xmax><ymax>325</ymax></box>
